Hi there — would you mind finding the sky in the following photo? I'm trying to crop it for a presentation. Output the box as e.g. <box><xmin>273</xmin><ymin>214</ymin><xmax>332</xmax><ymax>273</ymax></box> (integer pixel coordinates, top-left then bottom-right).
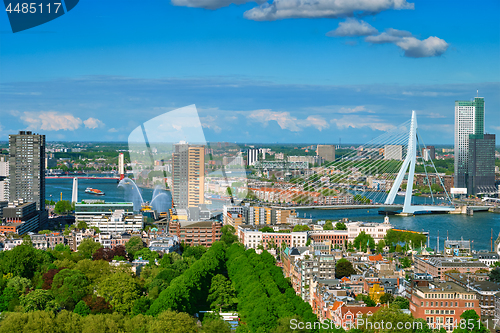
<box><xmin>0</xmin><ymin>0</ymin><xmax>499</xmax><ymax>144</ymax></box>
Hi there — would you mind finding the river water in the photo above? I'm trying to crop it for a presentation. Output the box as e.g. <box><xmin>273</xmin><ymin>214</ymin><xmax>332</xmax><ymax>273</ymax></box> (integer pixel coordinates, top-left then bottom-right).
<box><xmin>46</xmin><ymin>178</ymin><xmax>499</xmax><ymax>252</ymax></box>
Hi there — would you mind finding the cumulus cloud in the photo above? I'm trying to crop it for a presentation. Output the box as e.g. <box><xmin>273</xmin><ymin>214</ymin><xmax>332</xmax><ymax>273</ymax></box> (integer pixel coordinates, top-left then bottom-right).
<box><xmin>326</xmin><ymin>18</ymin><xmax>378</xmax><ymax>37</ymax></box>
<box><xmin>331</xmin><ymin>115</ymin><xmax>396</xmax><ymax>132</ymax></box>
<box><xmin>244</xmin><ymin>0</ymin><xmax>414</xmax><ymax>21</ymax></box>
<box><xmin>366</xmin><ymin>28</ymin><xmax>448</xmax><ymax>58</ymax></box>
<box><xmin>20</xmin><ymin>111</ymin><xmax>83</xmax><ymax>131</ymax></box>
<box><xmin>108</xmin><ymin>128</ymin><xmax>119</xmax><ymax>133</ymax></box>
<box><xmin>172</xmin><ymin>0</ymin><xmax>266</xmax><ymax>10</ymax></box>
<box><xmin>84</xmin><ymin>117</ymin><xmax>105</xmax><ymax>129</ymax></box>
<box><xmin>247</xmin><ymin>109</ymin><xmax>329</xmax><ymax>131</ymax></box>
<box><xmin>338</xmin><ymin>106</ymin><xmax>372</xmax><ymax>114</ymax></box>
<box><xmin>200</xmin><ymin>115</ymin><xmax>222</xmax><ymax>133</ymax></box>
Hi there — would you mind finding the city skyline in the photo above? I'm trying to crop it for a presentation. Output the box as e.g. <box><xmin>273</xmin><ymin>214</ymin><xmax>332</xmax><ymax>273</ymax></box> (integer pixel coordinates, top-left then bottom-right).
<box><xmin>0</xmin><ymin>1</ymin><xmax>499</xmax><ymax>144</ymax></box>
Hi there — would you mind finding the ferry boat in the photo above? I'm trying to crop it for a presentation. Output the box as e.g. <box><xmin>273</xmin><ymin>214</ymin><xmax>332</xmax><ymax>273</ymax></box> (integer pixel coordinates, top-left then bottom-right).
<box><xmin>85</xmin><ymin>187</ymin><xmax>105</xmax><ymax>195</ymax></box>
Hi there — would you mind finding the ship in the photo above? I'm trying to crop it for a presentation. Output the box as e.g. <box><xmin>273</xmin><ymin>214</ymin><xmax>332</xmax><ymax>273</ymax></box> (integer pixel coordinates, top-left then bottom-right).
<box><xmin>85</xmin><ymin>187</ymin><xmax>105</xmax><ymax>195</ymax></box>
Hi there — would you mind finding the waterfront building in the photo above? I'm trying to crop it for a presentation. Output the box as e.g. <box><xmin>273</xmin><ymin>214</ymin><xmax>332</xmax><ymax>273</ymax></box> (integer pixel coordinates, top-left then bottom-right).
<box><xmin>414</xmin><ymin>173</ymin><xmax>454</xmax><ymax>193</ymax></box>
<box><xmin>9</xmin><ymin>131</ymin><xmax>45</xmax><ymax>211</ymax></box>
<box><xmin>169</xmin><ymin>220</ymin><xmax>222</xmax><ymax>247</ymax></box>
<box><xmin>472</xmin><ymin>252</ymin><xmax>500</xmax><ymax>267</ymax></box>
<box><xmin>88</xmin><ymin>209</ymin><xmax>144</xmax><ymax>233</ymax></box>
<box><xmin>409</xmin><ymin>280</ymin><xmax>480</xmax><ymax>330</ymax></box>
<box><xmin>223</xmin><ymin>205</ymin><xmax>296</xmax><ymax>226</ymax></box>
<box><xmin>346</xmin><ymin>218</ymin><xmax>392</xmax><ymax>244</ymax></box>
<box><xmin>308</xmin><ymin>230</ymin><xmax>348</xmax><ymax>246</ymax></box>
<box><xmin>444</xmin><ymin>239</ymin><xmax>471</xmax><ymax>256</ymax></box>
<box><xmin>237</xmin><ymin>225</ymin><xmax>307</xmax><ymax>249</ymax></box>
<box><xmin>467</xmin><ymin>133</ymin><xmax>496</xmax><ymax>195</ymax></box>
<box><xmin>454</xmin><ymin>96</ymin><xmax>485</xmax><ymax>191</ymax></box>
<box><xmin>75</xmin><ymin>202</ymin><xmax>135</xmax><ymax>224</ymax></box>
<box><xmin>316</xmin><ymin>145</ymin><xmax>336</xmax><ymax>162</ymax></box>
<box><xmin>172</xmin><ymin>142</ymin><xmax>205</xmax><ymax>209</ymax></box>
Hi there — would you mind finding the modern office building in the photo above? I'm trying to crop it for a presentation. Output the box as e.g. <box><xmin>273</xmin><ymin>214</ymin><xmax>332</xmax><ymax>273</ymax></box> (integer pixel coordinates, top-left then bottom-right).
<box><xmin>0</xmin><ymin>199</ymin><xmax>40</xmax><ymax>235</ymax></box>
<box><xmin>9</xmin><ymin>131</ymin><xmax>45</xmax><ymax>211</ymax></box>
<box><xmin>422</xmin><ymin>146</ymin><xmax>435</xmax><ymax>161</ymax></box>
<box><xmin>467</xmin><ymin>134</ymin><xmax>496</xmax><ymax>195</ymax></box>
<box><xmin>0</xmin><ymin>155</ymin><xmax>8</xmax><ymax>201</ymax></box>
<box><xmin>172</xmin><ymin>142</ymin><xmax>205</xmax><ymax>209</ymax></box>
<box><xmin>316</xmin><ymin>145</ymin><xmax>336</xmax><ymax>162</ymax></box>
<box><xmin>384</xmin><ymin>145</ymin><xmax>403</xmax><ymax>161</ymax></box>
<box><xmin>247</xmin><ymin>148</ymin><xmax>259</xmax><ymax>166</ymax></box>
<box><xmin>454</xmin><ymin>97</ymin><xmax>484</xmax><ymax>189</ymax></box>
<box><xmin>169</xmin><ymin>220</ymin><xmax>222</xmax><ymax>247</ymax></box>
<box><xmin>75</xmin><ymin>202</ymin><xmax>135</xmax><ymax>223</ymax></box>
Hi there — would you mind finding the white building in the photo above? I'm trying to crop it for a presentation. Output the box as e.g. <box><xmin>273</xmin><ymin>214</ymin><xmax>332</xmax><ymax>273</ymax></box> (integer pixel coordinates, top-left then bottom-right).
<box><xmin>88</xmin><ymin>209</ymin><xmax>143</xmax><ymax>233</ymax></box>
<box><xmin>384</xmin><ymin>145</ymin><xmax>403</xmax><ymax>161</ymax></box>
<box><xmin>454</xmin><ymin>97</ymin><xmax>484</xmax><ymax>188</ymax></box>
<box><xmin>346</xmin><ymin>217</ymin><xmax>392</xmax><ymax>243</ymax></box>
<box><xmin>247</xmin><ymin>148</ymin><xmax>259</xmax><ymax>166</ymax></box>
<box><xmin>0</xmin><ymin>156</ymin><xmax>9</xmax><ymax>201</ymax></box>
<box><xmin>237</xmin><ymin>226</ymin><xmax>307</xmax><ymax>249</ymax></box>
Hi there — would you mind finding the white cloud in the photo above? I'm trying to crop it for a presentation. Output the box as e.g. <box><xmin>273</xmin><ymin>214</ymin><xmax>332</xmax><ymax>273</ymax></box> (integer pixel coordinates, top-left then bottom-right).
<box><xmin>366</xmin><ymin>29</ymin><xmax>448</xmax><ymax>58</ymax></box>
<box><xmin>200</xmin><ymin>115</ymin><xmax>222</xmax><ymax>133</ymax></box>
<box><xmin>84</xmin><ymin>117</ymin><xmax>105</xmax><ymax>129</ymax></box>
<box><xmin>331</xmin><ymin>115</ymin><xmax>396</xmax><ymax>131</ymax></box>
<box><xmin>338</xmin><ymin>106</ymin><xmax>371</xmax><ymax>113</ymax></box>
<box><xmin>108</xmin><ymin>128</ymin><xmax>119</xmax><ymax>133</ymax></box>
<box><xmin>490</xmin><ymin>126</ymin><xmax>500</xmax><ymax>131</ymax></box>
<box><xmin>20</xmin><ymin>111</ymin><xmax>82</xmax><ymax>131</ymax></box>
<box><xmin>247</xmin><ymin>109</ymin><xmax>329</xmax><ymax>131</ymax></box>
<box><xmin>172</xmin><ymin>0</ymin><xmax>266</xmax><ymax>10</ymax></box>
<box><xmin>395</xmin><ymin>36</ymin><xmax>448</xmax><ymax>58</ymax></box>
<box><xmin>326</xmin><ymin>18</ymin><xmax>378</xmax><ymax>37</ymax></box>
<box><xmin>244</xmin><ymin>0</ymin><xmax>414</xmax><ymax>21</ymax></box>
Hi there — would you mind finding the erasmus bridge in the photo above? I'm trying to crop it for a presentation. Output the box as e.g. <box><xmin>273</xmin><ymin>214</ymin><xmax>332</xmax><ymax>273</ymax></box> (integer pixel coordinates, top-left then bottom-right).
<box><xmin>267</xmin><ymin>111</ymin><xmax>456</xmax><ymax>215</ymax></box>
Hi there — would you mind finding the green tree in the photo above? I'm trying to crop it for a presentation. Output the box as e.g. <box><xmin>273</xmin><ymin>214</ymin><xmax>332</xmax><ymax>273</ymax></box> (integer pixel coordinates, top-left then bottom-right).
<box><xmin>335</xmin><ymin>259</ymin><xmax>356</xmax><ymax>279</ymax></box>
<box><xmin>0</xmin><ymin>244</ymin><xmax>53</xmax><ymax>279</ymax></box>
<box><xmin>335</xmin><ymin>222</ymin><xmax>347</xmax><ymax>230</ymax></box>
<box><xmin>19</xmin><ymin>289</ymin><xmax>54</xmax><ymax>312</ymax></box>
<box><xmin>379</xmin><ymin>292</ymin><xmax>395</xmax><ymax>304</ymax></box>
<box><xmin>221</xmin><ymin>225</ymin><xmax>238</xmax><ymax>245</ymax></box>
<box><xmin>376</xmin><ymin>240</ymin><xmax>386</xmax><ymax>253</ymax></box>
<box><xmin>353</xmin><ymin>231</ymin><xmax>375</xmax><ymax>252</ymax></box>
<box><xmin>453</xmin><ymin>309</ymin><xmax>488</xmax><ymax>333</ymax></box>
<box><xmin>323</xmin><ymin>221</ymin><xmax>333</xmax><ymax>230</ymax></box>
<box><xmin>76</xmin><ymin>221</ymin><xmax>88</xmax><ymax>230</ymax></box>
<box><xmin>77</xmin><ymin>238</ymin><xmax>103</xmax><ymax>259</ymax></box>
<box><xmin>97</xmin><ymin>272</ymin><xmax>141</xmax><ymax>314</ymax></box>
<box><xmin>148</xmin><ymin>310</ymin><xmax>199</xmax><ymax>333</ymax></box>
<box><xmin>489</xmin><ymin>268</ymin><xmax>500</xmax><ymax>283</ymax></box>
<box><xmin>183</xmin><ymin>245</ymin><xmax>207</xmax><ymax>260</ymax></box>
<box><xmin>355</xmin><ymin>294</ymin><xmax>376</xmax><ymax>307</ymax></box>
<box><xmin>259</xmin><ymin>226</ymin><xmax>274</xmax><ymax>233</ymax></box>
<box><xmin>400</xmin><ymin>256</ymin><xmax>412</xmax><ymax>268</ymax></box>
<box><xmin>292</xmin><ymin>225</ymin><xmax>310</xmax><ymax>232</ymax></box>
<box><xmin>134</xmin><ymin>248</ymin><xmax>159</xmax><ymax>264</ymax></box>
<box><xmin>51</xmin><ymin>269</ymin><xmax>90</xmax><ymax>310</ymax></box>
<box><xmin>6</xmin><ymin>276</ymin><xmax>32</xmax><ymax>294</ymax></box>
<box><xmin>125</xmin><ymin>236</ymin><xmax>145</xmax><ymax>257</ymax></box>
<box><xmin>392</xmin><ymin>296</ymin><xmax>410</xmax><ymax>309</ymax></box>
<box><xmin>207</xmin><ymin>274</ymin><xmax>237</xmax><ymax>312</ymax></box>
<box><xmin>73</xmin><ymin>300</ymin><xmax>91</xmax><ymax>316</ymax></box>
<box><xmin>54</xmin><ymin>200</ymin><xmax>74</xmax><ymax>215</ymax></box>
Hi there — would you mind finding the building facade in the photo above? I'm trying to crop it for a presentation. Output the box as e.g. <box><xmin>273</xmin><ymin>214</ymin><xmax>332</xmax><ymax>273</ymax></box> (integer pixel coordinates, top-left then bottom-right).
<box><xmin>169</xmin><ymin>220</ymin><xmax>222</xmax><ymax>247</ymax></box>
<box><xmin>467</xmin><ymin>133</ymin><xmax>496</xmax><ymax>195</ymax></box>
<box><xmin>454</xmin><ymin>97</ymin><xmax>484</xmax><ymax>190</ymax></box>
<box><xmin>247</xmin><ymin>148</ymin><xmax>259</xmax><ymax>166</ymax></box>
<box><xmin>316</xmin><ymin>145</ymin><xmax>336</xmax><ymax>162</ymax></box>
<box><xmin>0</xmin><ymin>156</ymin><xmax>9</xmax><ymax>201</ymax></box>
<box><xmin>9</xmin><ymin>131</ymin><xmax>45</xmax><ymax>211</ymax></box>
<box><xmin>172</xmin><ymin>142</ymin><xmax>205</xmax><ymax>209</ymax></box>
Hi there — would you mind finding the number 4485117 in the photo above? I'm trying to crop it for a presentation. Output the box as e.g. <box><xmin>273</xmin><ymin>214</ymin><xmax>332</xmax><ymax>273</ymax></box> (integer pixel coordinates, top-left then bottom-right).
<box><xmin>5</xmin><ymin>2</ymin><xmax>62</xmax><ymax>14</ymax></box>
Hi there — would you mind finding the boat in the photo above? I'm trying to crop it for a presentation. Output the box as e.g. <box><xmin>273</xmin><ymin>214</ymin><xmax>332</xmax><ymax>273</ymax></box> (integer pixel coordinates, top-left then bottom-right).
<box><xmin>85</xmin><ymin>187</ymin><xmax>105</xmax><ymax>195</ymax></box>
<box><xmin>397</xmin><ymin>191</ymin><xmax>406</xmax><ymax>196</ymax></box>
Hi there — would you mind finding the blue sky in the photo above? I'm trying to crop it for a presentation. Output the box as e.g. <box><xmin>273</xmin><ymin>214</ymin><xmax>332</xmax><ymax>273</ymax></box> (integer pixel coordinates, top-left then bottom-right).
<box><xmin>0</xmin><ymin>0</ymin><xmax>499</xmax><ymax>144</ymax></box>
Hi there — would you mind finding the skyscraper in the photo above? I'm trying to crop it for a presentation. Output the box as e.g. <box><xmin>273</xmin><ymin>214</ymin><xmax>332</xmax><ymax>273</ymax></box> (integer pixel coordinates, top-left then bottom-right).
<box><xmin>0</xmin><ymin>155</ymin><xmax>9</xmax><ymax>201</ymax></box>
<box><xmin>454</xmin><ymin>97</ymin><xmax>484</xmax><ymax>189</ymax></box>
<box><xmin>247</xmin><ymin>148</ymin><xmax>259</xmax><ymax>166</ymax></box>
<box><xmin>172</xmin><ymin>142</ymin><xmax>205</xmax><ymax>209</ymax></box>
<box><xmin>9</xmin><ymin>131</ymin><xmax>45</xmax><ymax>211</ymax></box>
<box><xmin>467</xmin><ymin>134</ymin><xmax>496</xmax><ymax>195</ymax></box>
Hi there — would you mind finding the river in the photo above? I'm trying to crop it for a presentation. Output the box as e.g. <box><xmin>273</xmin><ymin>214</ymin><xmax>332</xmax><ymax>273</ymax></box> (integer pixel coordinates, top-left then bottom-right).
<box><xmin>46</xmin><ymin>178</ymin><xmax>499</xmax><ymax>252</ymax></box>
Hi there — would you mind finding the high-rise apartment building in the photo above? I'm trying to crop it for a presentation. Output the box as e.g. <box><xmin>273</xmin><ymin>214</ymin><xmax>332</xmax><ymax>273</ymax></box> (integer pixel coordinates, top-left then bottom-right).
<box><xmin>247</xmin><ymin>148</ymin><xmax>259</xmax><ymax>166</ymax></box>
<box><xmin>0</xmin><ymin>155</ymin><xmax>9</xmax><ymax>201</ymax></box>
<box><xmin>467</xmin><ymin>134</ymin><xmax>496</xmax><ymax>195</ymax></box>
<box><xmin>9</xmin><ymin>131</ymin><xmax>45</xmax><ymax>211</ymax></box>
<box><xmin>316</xmin><ymin>145</ymin><xmax>335</xmax><ymax>162</ymax></box>
<box><xmin>454</xmin><ymin>97</ymin><xmax>484</xmax><ymax>189</ymax></box>
<box><xmin>172</xmin><ymin>142</ymin><xmax>205</xmax><ymax>209</ymax></box>
<box><xmin>422</xmin><ymin>146</ymin><xmax>435</xmax><ymax>161</ymax></box>
<box><xmin>384</xmin><ymin>145</ymin><xmax>403</xmax><ymax>161</ymax></box>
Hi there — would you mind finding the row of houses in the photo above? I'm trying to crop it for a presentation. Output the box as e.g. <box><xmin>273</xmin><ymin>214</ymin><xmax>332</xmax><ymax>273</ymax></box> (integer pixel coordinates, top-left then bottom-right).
<box><xmin>249</xmin><ymin>187</ymin><xmax>354</xmax><ymax>205</ymax></box>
